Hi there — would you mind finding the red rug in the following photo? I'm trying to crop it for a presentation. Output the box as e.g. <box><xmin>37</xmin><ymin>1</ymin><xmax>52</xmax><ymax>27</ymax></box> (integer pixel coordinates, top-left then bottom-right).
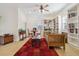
<box><xmin>14</xmin><ymin>38</ymin><xmax>58</xmax><ymax>56</ymax></box>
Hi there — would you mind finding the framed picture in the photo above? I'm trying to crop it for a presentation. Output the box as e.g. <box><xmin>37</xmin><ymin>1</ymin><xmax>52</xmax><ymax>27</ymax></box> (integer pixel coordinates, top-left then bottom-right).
<box><xmin>69</xmin><ymin>23</ymin><xmax>75</xmax><ymax>33</ymax></box>
<box><xmin>74</xmin><ymin>23</ymin><xmax>78</xmax><ymax>34</ymax></box>
<box><xmin>69</xmin><ymin>23</ymin><xmax>74</xmax><ymax>29</ymax></box>
<box><xmin>69</xmin><ymin>29</ymin><xmax>74</xmax><ymax>33</ymax></box>
<box><xmin>70</xmin><ymin>12</ymin><xmax>76</xmax><ymax>18</ymax></box>
<box><xmin>75</xmin><ymin>28</ymin><xmax>78</xmax><ymax>34</ymax></box>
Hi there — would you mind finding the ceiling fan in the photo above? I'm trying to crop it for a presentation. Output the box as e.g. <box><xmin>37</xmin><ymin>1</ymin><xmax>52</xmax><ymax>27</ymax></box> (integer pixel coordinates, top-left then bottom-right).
<box><xmin>35</xmin><ymin>4</ymin><xmax>49</xmax><ymax>13</ymax></box>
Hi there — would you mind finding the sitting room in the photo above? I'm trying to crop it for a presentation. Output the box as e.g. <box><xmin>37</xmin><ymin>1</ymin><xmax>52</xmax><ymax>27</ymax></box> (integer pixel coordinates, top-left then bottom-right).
<box><xmin>0</xmin><ymin>3</ymin><xmax>79</xmax><ymax>56</ymax></box>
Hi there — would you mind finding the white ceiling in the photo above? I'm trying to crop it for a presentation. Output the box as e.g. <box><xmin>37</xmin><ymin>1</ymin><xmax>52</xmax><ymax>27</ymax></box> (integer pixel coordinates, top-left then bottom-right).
<box><xmin>0</xmin><ymin>3</ymin><xmax>69</xmax><ymax>14</ymax></box>
<box><xmin>18</xmin><ymin>3</ymin><xmax>68</xmax><ymax>14</ymax></box>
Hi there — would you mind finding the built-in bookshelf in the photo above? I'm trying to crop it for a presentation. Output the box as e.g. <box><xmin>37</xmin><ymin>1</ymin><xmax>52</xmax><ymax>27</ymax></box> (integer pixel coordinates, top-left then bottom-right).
<box><xmin>52</xmin><ymin>17</ymin><xmax>59</xmax><ymax>33</ymax></box>
<box><xmin>44</xmin><ymin>17</ymin><xmax>59</xmax><ymax>34</ymax></box>
<box><xmin>44</xmin><ymin>20</ymin><xmax>52</xmax><ymax>33</ymax></box>
<box><xmin>67</xmin><ymin>5</ymin><xmax>79</xmax><ymax>47</ymax></box>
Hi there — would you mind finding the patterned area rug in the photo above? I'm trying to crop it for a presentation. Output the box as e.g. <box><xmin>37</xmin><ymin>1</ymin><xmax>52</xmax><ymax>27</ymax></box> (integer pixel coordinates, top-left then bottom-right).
<box><xmin>14</xmin><ymin>38</ymin><xmax>58</xmax><ymax>56</ymax></box>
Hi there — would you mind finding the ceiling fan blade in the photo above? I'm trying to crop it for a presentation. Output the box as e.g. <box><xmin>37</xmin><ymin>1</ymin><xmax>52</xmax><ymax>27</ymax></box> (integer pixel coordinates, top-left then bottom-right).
<box><xmin>44</xmin><ymin>4</ymin><xmax>48</xmax><ymax>8</ymax></box>
<box><xmin>44</xmin><ymin>9</ymin><xmax>49</xmax><ymax>12</ymax></box>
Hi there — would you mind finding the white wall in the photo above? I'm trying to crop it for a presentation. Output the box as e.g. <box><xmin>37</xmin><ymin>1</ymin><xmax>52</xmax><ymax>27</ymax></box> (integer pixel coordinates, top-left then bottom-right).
<box><xmin>0</xmin><ymin>7</ymin><xmax>19</xmax><ymax>41</ymax></box>
<box><xmin>23</xmin><ymin>10</ymin><xmax>44</xmax><ymax>31</ymax></box>
<box><xmin>18</xmin><ymin>8</ymin><xmax>27</xmax><ymax>30</ymax></box>
<box><xmin>26</xmin><ymin>16</ymin><xmax>43</xmax><ymax>31</ymax></box>
<box><xmin>26</xmin><ymin>14</ymin><xmax>44</xmax><ymax>36</ymax></box>
<box><xmin>18</xmin><ymin>8</ymin><xmax>44</xmax><ymax>37</ymax></box>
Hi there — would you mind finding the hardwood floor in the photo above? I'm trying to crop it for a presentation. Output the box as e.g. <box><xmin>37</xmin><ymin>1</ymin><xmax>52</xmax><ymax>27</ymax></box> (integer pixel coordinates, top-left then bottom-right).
<box><xmin>0</xmin><ymin>38</ymin><xmax>79</xmax><ymax>56</ymax></box>
<box><xmin>55</xmin><ymin>44</ymin><xmax>79</xmax><ymax>56</ymax></box>
<box><xmin>0</xmin><ymin>38</ymin><xmax>29</xmax><ymax>56</ymax></box>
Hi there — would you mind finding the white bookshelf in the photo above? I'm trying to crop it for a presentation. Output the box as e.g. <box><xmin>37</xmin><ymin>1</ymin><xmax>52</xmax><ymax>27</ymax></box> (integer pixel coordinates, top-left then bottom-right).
<box><xmin>67</xmin><ymin>5</ymin><xmax>79</xmax><ymax>47</ymax></box>
<box><xmin>43</xmin><ymin>17</ymin><xmax>59</xmax><ymax>34</ymax></box>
